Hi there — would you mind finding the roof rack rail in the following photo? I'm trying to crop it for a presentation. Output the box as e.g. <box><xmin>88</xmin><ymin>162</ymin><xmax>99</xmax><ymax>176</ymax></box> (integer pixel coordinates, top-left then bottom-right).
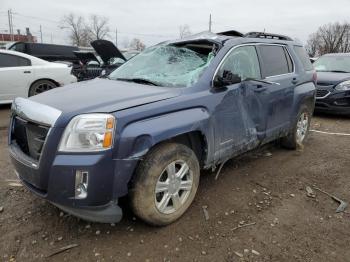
<box><xmin>244</xmin><ymin>32</ymin><xmax>293</xmax><ymax>41</ymax></box>
<box><xmin>217</xmin><ymin>30</ymin><xmax>244</xmax><ymax>37</ymax></box>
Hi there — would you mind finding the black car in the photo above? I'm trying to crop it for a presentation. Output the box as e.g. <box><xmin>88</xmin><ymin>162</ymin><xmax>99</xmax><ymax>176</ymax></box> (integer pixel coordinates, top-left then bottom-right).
<box><xmin>8</xmin><ymin>42</ymin><xmax>79</xmax><ymax>63</ymax></box>
<box><xmin>314</xmin><ymin>53</ymin><xmax>350</xmax><ymax>114</ymax></box>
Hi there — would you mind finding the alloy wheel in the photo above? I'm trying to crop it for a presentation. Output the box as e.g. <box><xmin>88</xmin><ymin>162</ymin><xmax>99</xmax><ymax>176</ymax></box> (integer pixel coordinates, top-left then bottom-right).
<box><xmin>296</xmin><ymin>112</ymin><xmax>309</xmax><ymax>143</ymax></box>
<box><xmin>155</xmin><ymin>160</ymin><xmax>193</xmax><ymax>214</ymax></box>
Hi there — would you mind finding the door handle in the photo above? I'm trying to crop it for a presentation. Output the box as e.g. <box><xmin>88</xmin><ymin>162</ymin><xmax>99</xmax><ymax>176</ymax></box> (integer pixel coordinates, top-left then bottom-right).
<box><xmin>292</xmin><ymin>77</ymin><xmax>298</xmax><ymax>84</ymax></box>
<box><xmin>24</xmin><ymin>70</ymin><xmax>31</xmax><ymax>74</ymax></box>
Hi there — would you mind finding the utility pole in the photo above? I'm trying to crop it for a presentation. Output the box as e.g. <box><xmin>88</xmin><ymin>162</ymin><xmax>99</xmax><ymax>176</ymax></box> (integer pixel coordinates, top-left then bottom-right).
<box><xmin>50</xmin><ymin>33</ymin><xmax>53</xmax><ymax>44</ymax></box>
<box><xmin>39</xmin><ymin>25</ymin><xmax>43</xmax><ymax>43</ymax></box>
<box><xmin>8</xmin><ymin>9</ymin><xmax>14</xmax><ymax>41</ymax></box>
<box><xmin>115</xmin><ymin>27</ymin><xmax>118</xmax><ymax>47</ymax></box>
<box><xmin>209</xmin><ymin>14</ymin><xmax>212</xmax><ymax>32</ymax></box>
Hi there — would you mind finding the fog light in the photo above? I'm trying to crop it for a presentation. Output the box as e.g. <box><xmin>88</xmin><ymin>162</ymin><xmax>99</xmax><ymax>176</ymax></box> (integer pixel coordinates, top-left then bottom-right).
<box><xmin>75</xmin><ymin>170</ymin><xmax>88</xmax><ymax>199</ymax></box>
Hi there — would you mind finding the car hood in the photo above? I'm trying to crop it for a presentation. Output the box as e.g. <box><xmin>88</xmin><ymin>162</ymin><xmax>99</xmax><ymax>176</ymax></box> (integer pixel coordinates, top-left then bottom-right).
<box><xmin>316</xmin><ymin>71</ymin><xmax>350</xmax><ymax>86</ymax></box>
<box><xmin>91</xmin><ymin>40</ymin><xmax>126</xmax><ymax>64</ymax></box>
<box><xmin>30</xmin><ymin>78</ymin><xmax>181</xmax><ymax>116</ymax></box>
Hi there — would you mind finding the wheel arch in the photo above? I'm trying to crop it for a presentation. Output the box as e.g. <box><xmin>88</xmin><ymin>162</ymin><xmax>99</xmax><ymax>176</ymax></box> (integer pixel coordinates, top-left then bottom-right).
<box><xmin>28</xmin><ymin>78</ymin><xmax>59</xmax><ymax>96</ymax></box>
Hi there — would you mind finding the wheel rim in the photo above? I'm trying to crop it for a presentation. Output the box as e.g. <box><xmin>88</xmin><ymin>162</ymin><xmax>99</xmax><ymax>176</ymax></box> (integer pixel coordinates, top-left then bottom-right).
<box><xmin>296</xmin><ymin>112</ymin><xmax>309</xmax><ymax>143</ymax></box>
<box><xmin>33</xmin><ymin>82</ymin><xmax>55</xmax><ymax>95</ymax></box>
<box><xmin>155</xmin><ymin>160</ymin><xmax>193</xmax><ymax>214</ymax></box>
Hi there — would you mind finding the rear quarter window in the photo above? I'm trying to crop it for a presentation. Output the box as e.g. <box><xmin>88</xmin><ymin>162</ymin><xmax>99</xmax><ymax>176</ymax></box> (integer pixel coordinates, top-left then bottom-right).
<box><xmin>258</xmin><ymin>45</ymin><xmax>292</xmax><ymax>78</ymax></box>
<box><xmin>294</xmin><ymin>46</ymin><xmax>313</xmax><ymax>71</ymax></box>
<box><xmin>0</xmin><ymin>53</ymin><xmax>31</xmax><ymax>67</ymax></box>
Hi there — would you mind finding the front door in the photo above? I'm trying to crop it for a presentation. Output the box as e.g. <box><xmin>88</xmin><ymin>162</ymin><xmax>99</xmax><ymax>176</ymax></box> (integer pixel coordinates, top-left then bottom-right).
<box><xmin>213</xmin><ymin>45</ymin><xmax>266</xmax><ymax>160</ymax></box>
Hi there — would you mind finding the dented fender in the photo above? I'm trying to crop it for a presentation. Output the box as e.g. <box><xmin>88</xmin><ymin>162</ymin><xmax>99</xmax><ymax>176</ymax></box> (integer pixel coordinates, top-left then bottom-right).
<box><xmin>116</xmin><ymin>107</ymin><xmax>212</xmax><ymax>160</ymax></box>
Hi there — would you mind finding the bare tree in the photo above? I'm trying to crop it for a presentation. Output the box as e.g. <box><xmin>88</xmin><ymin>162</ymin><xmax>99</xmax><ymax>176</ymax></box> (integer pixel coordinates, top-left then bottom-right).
<box><xmin>61</xmin><ymin>13</ymin><xmax>90</xmax><ymax>46</ymax></box>
<box><xmin>306</xmin><ymin>22</ymin><xmax>350</xmax><ymax>56</ymax></box>
<box><xmin>179</xmin><ymin>24</ymin><xmax>192</xmax><ymax>39</ymax></box>
<box><xmin>87</xmin><ymin>15</ymin><xmax>110</xmax><ymax>41</ymax></box>
<box><xmin>129</xmin><ymin>38</ymin><xmax>146</xmax><ymax>51</ymax></box>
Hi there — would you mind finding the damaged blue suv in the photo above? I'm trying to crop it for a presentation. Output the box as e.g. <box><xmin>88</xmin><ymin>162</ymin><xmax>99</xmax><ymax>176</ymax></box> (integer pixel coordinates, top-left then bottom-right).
<box><xmin>9</xmin><ymin>31</ymin><xmax>316</xmax><ymax>226</ymax></box>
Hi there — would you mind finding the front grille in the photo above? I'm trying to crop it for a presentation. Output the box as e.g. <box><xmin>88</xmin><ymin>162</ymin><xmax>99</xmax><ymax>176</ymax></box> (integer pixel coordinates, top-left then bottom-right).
<box><xmin>11</xmin><ymin>116</ymin><xmax>50</xmax><ymax>161</ymax></box>
<box><xmin>316</xmin><ymin>89</ymin><xmax>330</xmax><ymax>98</ymax></box>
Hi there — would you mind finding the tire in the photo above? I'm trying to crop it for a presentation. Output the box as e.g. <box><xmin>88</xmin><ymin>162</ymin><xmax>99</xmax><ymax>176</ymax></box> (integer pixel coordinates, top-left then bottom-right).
<box><xmin>281</xmin><ymin>104</ymin><xmax>312</xmax><ymax>149</ymax></box>
<box><xmin>29</xmin><ymin>80</ymin><xmax>57</xmax><ymax>97</ymax></box>
<box><xmin>130</xmin><ymin>143</ymin><xmax>200</xmax><ymax>226</ymax></box>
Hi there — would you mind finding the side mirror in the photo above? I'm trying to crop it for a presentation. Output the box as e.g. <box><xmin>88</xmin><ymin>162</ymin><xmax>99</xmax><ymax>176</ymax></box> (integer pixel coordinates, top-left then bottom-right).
<box><xmin>213</xmin><ymin>70</ymin><xmax>241</xmax><ymax>88</ymax></box>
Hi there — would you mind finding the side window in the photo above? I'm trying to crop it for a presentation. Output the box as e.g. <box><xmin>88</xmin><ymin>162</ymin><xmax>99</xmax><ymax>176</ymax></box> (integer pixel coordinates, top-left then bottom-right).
<box><xmin>218</xmin><ymin>46</ymin><xmax>261</xmax><ymax>81</ymax></box>
<box><xmin>258</xmin><ymin>45</ymin><xmax>292</xmax><ymax>78</ymax></box>
<box><xmin>294</xmin><ymin>46</ymin><xmax>313</xmax><ymax>71</ymax></box>
<box><xmin>0</xmin><ymin>53</ymin><xmax>31</xmax><ymax>68</ymax></box>
<box><xmin>14</xmin><ymin>43</ymin><xmax>26</xmax><ymax>53</ymax></box>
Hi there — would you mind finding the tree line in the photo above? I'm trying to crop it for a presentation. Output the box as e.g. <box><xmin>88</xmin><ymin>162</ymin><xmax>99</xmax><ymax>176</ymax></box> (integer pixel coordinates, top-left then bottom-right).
<box><xmin>61</xmin><ymin>13</ymin><xmax>145</xmax><ymax>51</ymax></box>
<box><xmin>61</xmin><ymin>13</ymin><xmax>350</xmax><ymax>57</ymax></box>
<box><xmin>306</xmin><ymin>22</ymin><xmax>350</xmax><ymax>57</ymax></box>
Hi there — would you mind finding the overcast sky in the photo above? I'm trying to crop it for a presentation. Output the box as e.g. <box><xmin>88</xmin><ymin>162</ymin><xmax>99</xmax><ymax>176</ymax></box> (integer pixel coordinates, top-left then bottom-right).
<box><xmin>1</xmin><ymin>0</ymin><xmax>350</xmax><ymax>47</ymax></box>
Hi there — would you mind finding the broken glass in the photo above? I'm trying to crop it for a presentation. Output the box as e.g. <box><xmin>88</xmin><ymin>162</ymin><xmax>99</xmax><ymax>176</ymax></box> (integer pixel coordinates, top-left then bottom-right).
<box><xmin>109</xmin><ymin>45</ymin><xmax>214</xmax><ymax>87</ymax></box>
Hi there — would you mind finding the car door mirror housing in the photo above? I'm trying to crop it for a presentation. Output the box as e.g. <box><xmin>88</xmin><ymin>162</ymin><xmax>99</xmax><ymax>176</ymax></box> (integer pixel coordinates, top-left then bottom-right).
<box><xmin>213</xmin><ymin>70</ymin><xmax>241</xmax><ymax>88</ymax></box>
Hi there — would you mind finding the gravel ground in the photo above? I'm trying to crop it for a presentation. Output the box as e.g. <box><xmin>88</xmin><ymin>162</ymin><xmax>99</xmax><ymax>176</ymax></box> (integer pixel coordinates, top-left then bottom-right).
<box><xmin>0</xmin><ymin>107</ymin><xmax>349</xmax><ymax>262</ymax></box>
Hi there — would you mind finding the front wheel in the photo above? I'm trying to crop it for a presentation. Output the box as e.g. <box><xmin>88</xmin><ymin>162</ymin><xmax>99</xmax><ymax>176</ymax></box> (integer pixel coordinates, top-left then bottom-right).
<box><xmin>130</xmin><ymin>143</ymin><xmax>200</xmax><ymax>226</ymax></box>
<box><xmin>281</xmin><ymin>105</ymin><xmax>312</xmax><ymax>149</ymax></box>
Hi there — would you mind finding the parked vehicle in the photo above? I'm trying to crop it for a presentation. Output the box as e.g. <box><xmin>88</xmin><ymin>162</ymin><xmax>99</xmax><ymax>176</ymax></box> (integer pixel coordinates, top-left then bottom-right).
<box><xmin>0</xmin><ymin>49</ymin><xmax>77</xmax><ymax>104</ymax></box>
<box><xmin>8</xmin><ymin>42</ymin><xmax>80</xmax><ymax>64</ymax></box>
<box><xmin>72</xmin><ymin>40</ymin><xmax>137</xmax><ymax>81</ymax></box>
<box><xmin>313</xmin><ymin>53</ymin><xmax>350</xmax><ymax>114</ymax></box>
<box><xmin>8</xmin><ymin>31</ymin><xmax>316</xmax><ymax>225</ymax></box>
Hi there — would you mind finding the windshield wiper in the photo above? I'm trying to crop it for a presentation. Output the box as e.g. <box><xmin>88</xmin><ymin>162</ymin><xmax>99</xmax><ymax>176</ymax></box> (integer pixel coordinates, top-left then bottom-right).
<box><xmin>115</xmin><ymin>77</ymin><xmax>159</xmax><ymax>86</ymax></box>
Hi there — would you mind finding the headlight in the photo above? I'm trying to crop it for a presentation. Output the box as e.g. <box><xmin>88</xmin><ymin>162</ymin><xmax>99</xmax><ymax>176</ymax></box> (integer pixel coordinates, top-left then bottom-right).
<box><xmin>335</xmin><ymin>80</ymin><xmax>350</xmax><ymax>91</ymax></box>
<box><xmin>59</xmin><ymin>114</ymin><xmax>115</xmax><ymax>152</ymax></box>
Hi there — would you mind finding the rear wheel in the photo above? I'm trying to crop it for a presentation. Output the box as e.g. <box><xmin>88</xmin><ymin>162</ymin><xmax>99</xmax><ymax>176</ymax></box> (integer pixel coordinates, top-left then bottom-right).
<box><xmin>29</xmin><ymin>80</ymin><xmax>57</xmax><ymax>97</ymax></box>
<box><xmin>130</xmin><ymin>143</ymin><xmax>200</xmax><ymax>226</ymax></box>
<box><xmin>281</xmin><ymin>105</ymin><xmax>312</xmax><ymax>149</ymax></box>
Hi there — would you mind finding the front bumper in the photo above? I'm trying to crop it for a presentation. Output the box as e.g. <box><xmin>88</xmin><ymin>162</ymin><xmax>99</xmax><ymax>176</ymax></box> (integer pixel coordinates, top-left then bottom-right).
<box><xmin>315</xmin><ymin>90</ymin><xmax>350</xmax><ymax>115</ymax></box>
<box><xmin>10</xmin><ymin>143</ymin><xmax>139</xmax><ymax>223</ymax></box>
<box><xmin>53</xmin><ymin>201</ymin><xmax>122</xmax><ymax>223</ymax></box>
<box><xmin>8</xmin><ymin>97</ymin><xmax>139</xmax><ymax>223</ymax></box>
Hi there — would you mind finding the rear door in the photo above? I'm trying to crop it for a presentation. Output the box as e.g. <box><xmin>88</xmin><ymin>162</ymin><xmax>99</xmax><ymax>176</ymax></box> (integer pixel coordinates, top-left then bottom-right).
<box><xmin>0</xmin><ymin>53</ymin><xmax>33</xmax><ymax>102</ymax></box>
<box><xmin>256</xmin><ymin>44</ymin><xmax>296</xmax><ymax>138</ymax></box>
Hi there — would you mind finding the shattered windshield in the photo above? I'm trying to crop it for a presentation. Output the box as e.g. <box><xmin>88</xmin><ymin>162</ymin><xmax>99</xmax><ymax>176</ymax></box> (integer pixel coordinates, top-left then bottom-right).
<box><xmin>109</xmin><ymin>45</ymin><xmax>214</xmax><ymax>87</ymax></box>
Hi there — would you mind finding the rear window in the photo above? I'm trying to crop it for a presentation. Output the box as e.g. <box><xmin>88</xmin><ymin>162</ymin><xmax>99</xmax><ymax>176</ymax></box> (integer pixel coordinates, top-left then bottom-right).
<box><xmin>294</xmin><ymin>46</ymin><xmax>313</xmax><ymax>71</ymax></box>
<box><xmin>258</xmin><ymin>45</ymin><xmax>292</xmax><ymax>77</ymax></box>
<box><xmin>0</xmin><ymin>53</ymin><xmax>31</xmax><ymax>67</ymax></box>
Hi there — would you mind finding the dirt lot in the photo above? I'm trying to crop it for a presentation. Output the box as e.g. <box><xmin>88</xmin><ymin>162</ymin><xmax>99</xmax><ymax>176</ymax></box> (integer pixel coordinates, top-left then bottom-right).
<box><xmin>0</xmin><ymin>104</ymin><xmax>349</xmax><ymax>262</ymax></box>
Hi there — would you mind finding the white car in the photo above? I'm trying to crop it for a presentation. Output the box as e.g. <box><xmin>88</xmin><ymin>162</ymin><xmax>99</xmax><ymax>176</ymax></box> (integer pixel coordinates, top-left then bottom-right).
<box><xmin>0</xmin><ymin>49</ymin><xmax>77</xmax><ymax>104</ymax></box>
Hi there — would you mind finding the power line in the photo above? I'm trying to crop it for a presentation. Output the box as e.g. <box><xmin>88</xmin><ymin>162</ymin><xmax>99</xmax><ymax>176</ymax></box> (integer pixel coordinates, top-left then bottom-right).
<box><xmin>118</xmin><ymin>31</ymin><xmax>177</xmax><ymax>38</ymax></box>
<box><xmin>12</xmin><ymin>12</ymin><xmax>60</xmax><ymax>24</ymax></box>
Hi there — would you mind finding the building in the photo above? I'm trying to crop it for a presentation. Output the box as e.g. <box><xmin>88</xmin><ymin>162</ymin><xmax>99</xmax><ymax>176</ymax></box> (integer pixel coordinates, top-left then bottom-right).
<box><xmin>0</xmin><ymin>28</ymin><xmax>37</xmax><ymax>49</ymax></box>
